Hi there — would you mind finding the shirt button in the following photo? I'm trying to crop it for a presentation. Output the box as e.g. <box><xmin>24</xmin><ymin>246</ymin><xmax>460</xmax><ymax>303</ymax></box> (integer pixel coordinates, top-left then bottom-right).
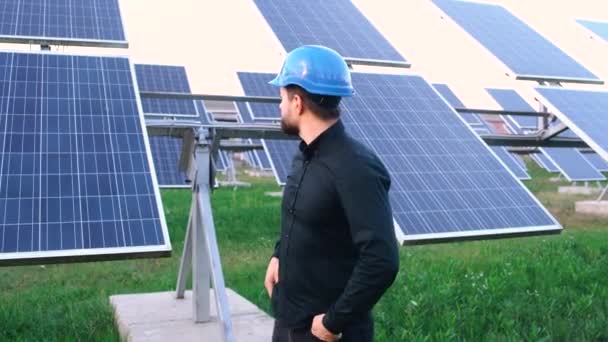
<box><xmin>289</xmin><ymin>208</ymin><xmax>295</xmax><ymax>214</ymax></box>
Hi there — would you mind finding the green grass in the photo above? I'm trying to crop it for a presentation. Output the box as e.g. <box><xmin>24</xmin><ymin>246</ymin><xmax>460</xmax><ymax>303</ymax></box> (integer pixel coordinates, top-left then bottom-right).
<box><xmin>1</xmin><ymin>166</ymin><xmax>608</xmax><ymax>341</ymax></box>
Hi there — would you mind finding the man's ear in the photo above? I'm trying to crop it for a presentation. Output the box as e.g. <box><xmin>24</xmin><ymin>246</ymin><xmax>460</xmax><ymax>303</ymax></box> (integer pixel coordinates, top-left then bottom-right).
<box><xmin>293</xmin><ymin>93</ymin><xmax>305</xmax><ymax>116</ymax></box>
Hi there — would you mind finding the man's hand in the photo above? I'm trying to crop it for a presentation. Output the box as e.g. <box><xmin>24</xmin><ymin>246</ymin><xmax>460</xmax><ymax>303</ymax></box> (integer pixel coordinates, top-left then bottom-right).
<box><xmin>311</xmin><ymin>314</ymin><xmax>338</xmax><ymax>342</ymax></box>
<box><xmin>264</xmin><ymin>257</ymin><xmax>279</xmax><ymax>298</ymax></box>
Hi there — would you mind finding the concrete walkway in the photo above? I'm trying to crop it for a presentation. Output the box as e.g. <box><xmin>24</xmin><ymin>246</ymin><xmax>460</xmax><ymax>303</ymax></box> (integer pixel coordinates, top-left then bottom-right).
<box><xmin>110</xmin><ymin>289</ymin><xmax>273</xmax><ymax>342</ymax></box>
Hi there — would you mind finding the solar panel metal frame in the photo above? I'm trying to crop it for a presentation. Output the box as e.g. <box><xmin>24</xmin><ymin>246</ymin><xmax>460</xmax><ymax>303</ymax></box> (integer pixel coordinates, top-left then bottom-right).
<box><xmin>238</xmin><ymin>71</ymin><xmax>560</xmax><ymax>243</ymax></box>
<box><xmin>534</xmin><ymin>86</ymin><xmax>608</xmax><ymax>164</ymax></box>
<box><xmin>580</xmin><ymin>150</ymin><xmax>608</xmax><ymax>172</ymax></box>
<box><xmin>0</xmin><ymin>50</ymin><xmax>171</xmax><ymax>265</ymax></box>
<box><xmin>251</xmin><ymin>0</ymin><xmax>410</xmax><ymax>68</ymax></box>
<box><xmin>0</xmin><ymin>0</ymin><xmax>129</xmax><ymax>48</ymax></box>
<box><xmin>432</xmin><ymin>0</ymin><xmax>603</xmax><ymax>85</ymax></box>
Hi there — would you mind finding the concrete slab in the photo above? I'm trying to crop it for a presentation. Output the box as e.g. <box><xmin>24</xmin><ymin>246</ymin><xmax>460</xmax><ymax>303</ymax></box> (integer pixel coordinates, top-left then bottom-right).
<box><xmin>110</xmin><ymin>289</ymin><xmax>273</xmax><ymax>342</ymax></box>
<box><xmin>558</xmin><ymin>186</ymin><xmax>601</xmax><ymax>195</ymax></box>
<box><xmin>575</xmin><ymin>201</ymin><xmax>608</xmax><ymax>217</ymax></box>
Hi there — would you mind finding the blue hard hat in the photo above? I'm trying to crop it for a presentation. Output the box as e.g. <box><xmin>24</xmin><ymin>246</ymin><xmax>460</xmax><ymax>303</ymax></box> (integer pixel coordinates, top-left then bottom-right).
<box><xmin>269</xmin><ymin>45</ymin><xmax>354</xmax><ymax>97</ymax></box>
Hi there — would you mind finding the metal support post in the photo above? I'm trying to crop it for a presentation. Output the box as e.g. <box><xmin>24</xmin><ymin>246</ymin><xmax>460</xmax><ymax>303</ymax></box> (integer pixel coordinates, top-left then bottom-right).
<box><xmin>174</xmin><ymin>133</ymin><xmax>235</xmax><ymax>342</ymax></box>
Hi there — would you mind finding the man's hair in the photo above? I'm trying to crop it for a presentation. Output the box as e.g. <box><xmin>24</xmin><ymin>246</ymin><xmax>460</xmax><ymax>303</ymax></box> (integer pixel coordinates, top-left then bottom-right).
<box><xmin>285</xmin><ymin>85</ymin><xmax>341</xmax><ymax>120</ymax></box>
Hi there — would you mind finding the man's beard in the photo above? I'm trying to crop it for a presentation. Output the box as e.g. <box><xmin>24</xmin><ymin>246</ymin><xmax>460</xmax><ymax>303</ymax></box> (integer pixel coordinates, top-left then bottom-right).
<box><xmin>280</xmin><ymin>117</ymin><xmax>299</xmax><ymax>136</ymax></box>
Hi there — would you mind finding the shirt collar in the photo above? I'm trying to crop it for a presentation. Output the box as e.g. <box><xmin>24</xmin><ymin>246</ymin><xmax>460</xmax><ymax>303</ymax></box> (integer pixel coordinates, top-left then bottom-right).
<box><xmin>299</xmin><ymin>120</ymin><xmax>345</xmax><ymax>159</ymax></box>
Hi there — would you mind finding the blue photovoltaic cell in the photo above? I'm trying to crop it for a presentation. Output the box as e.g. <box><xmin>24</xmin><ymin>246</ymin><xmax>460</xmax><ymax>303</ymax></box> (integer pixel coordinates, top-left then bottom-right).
<box><xmin>0</xmin><ymin>52</ymin><xmax>169</xmax><ymax>264</ymax></box>
<box><xmin>435</xmin><ymin>84</ymin><xmax>530</xmax><ymax>180</ymax></box>
<box><xmin>0</xmin><ymin>0</ymin><xmax>126</xmax><ymax>45</ymax></box>
<box><xmin>489</xmin><ymin>88</ymin><xmax>604</xmax><ymax>181</ymax></box>
<box><xmin>135</xmin><ymin>64</ymin><xmax>199</xmax><ymax>118</ymax></box>
<box><xmin>239</xmin><ymin>71</ymin><xmax>559</xmax><ymax>242</ymax></box>
<box><xmin>580</xmin><ymin>151</ymin><xmax>608</xmax><ymax>172</ymax></box>
<box><xmin>148</xmin><ymin>136</ymin><xmax>188</xmax><ymax>187</ymax></box>
<box><xmin>432</xmin><ymin>83</ymin><xmax>483</xmax><ymax>126</ymax></box>
<box><xmin>577</xmin><ymin>19</ymin><xmax>608</xmax><ymax>42</ymax></box>
<box><xmin>535</xmin><ymin>87</ymin><xmax>608</xmax><ymax>164</ymax></box>
<box><xmin>253</xmin><ymin>0</ymin><xmax>406</xmax><ymax>63</ymax></box>
<box><xmin>433</xmin><ymin>0</ymin><xmax>600</xmax><ymax>83</ymax></box>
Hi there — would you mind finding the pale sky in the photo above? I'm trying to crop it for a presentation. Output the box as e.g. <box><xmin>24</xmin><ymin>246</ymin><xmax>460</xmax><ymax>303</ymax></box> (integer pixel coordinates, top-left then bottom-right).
<box><xmin>2</xmin><ymin>0</ymin><xmax>608</xmax><ymax>110</ymax></box>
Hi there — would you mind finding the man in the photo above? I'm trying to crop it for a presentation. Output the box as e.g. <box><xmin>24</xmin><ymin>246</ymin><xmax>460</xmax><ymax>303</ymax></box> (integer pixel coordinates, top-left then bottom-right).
<box><xmin>264</xmin><ymin>45</ymin><xmax>400</xmax><ymax>342</ymax></box>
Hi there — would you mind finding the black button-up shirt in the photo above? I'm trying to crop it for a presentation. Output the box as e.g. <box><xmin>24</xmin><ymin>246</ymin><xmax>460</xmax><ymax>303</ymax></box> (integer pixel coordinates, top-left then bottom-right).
<box><xmin>271</xmin><ymin>120</ymin><xmax>399</xmax><ymax>334</ymax></box>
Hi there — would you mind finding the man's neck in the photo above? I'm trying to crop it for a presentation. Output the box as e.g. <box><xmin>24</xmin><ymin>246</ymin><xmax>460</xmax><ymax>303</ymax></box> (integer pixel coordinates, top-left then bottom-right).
<box><xmin>299</xmin><ymin>114</ymin><xmax>338</xmax><ymax>145</ymax></box>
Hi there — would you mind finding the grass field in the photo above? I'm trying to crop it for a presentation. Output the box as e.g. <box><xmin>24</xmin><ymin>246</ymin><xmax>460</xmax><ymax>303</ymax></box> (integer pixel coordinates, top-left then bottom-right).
<box><xmin>1</xmin><ymin>161</ymin><xmax>607</xmax><ymax>341</ymax></box>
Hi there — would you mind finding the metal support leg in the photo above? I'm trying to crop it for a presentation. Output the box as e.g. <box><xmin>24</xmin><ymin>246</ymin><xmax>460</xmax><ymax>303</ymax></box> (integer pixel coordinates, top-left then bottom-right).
<box><xmin>173</xmin><ymin>133</ymin><xmax>235</xmax><ymax>341</ymax></box>
<box><xmin>192</xmin><ymin>192</ymin><xmax>211</xmax><ymax>322</ymax></box>
<box><xmin>175</xmin><ymin>197</ymin><xmax>195</xmax><ymax>299</ymax></box>
<box><xmin>195</xmin><ymin>145</ymin><xmax>235</xmax><ymax>341</ymax></box>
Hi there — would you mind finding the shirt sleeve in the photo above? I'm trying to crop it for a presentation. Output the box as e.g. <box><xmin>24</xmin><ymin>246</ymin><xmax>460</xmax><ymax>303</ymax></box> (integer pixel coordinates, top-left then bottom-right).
<box><xmin>322</xmin><ymin>157</ymin><xmax>400</xmax><ymax>334</ymax></box>
<box><xmin>271</xmin><ymin>238</ymin><xmax>280</xmax><ymax>259</ymax></box>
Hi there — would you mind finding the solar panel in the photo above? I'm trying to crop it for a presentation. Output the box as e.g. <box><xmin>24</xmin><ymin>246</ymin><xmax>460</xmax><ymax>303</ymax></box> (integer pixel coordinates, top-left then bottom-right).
<box><xmin>135</xmin><ymin>64</ymin><xmax>201</xmax><ymax>119</ymax></box>
<box><xmin>580</xmin><ymin>151</ymin><xmax>608</xmax><ymax>172</ymax></box>
<box><xmin>577</xmin><ymin>19</ymin><xmax>608</xmax><ymax>42</ymax></box>
<box><xmin>486</xmin><ymin>88</ymin><xmax>538</xmax><ymax>129</ymax></box>
<box><xmin>488</xmin><ymin>88</ymin><xmax>603</xmax><ymax>181</ymax></box>
<box><xmin>0</xmin><ymin>0</ymin><xmax>127</xmax><ymax>47</ymax></box>
<box><xmin>432</xmin><ymin>83</ymin><xmax>483</xmax><ymax>126</ymax></box>
<box><xmin>531</xmin><ymin>153</ymin><xmax>560</xmax><ymax>173</ymax></box>
<box><xmin>215</xmin><ymin>151</ymin><xmax>228</xmax><ymax>172</ymax></box>
<box><xmin>0</xmin><ymin>51</ymin><xmax>170</xmax><ymax>265</ymax></box>
<box><xmin>148</xmin><ymin>136</ymin><xmax>189</xmax><ymax>188</ymax></box>
<box><xmin>433</xmin><ymin>0</ymin><xmax>601</xmax><ymax>84</ymax></box>
<box><xmin>542</xmin><ymin>148</ymin><xmax>605</xmax><ymax>182</ymax></box>
<box><xmin>239</xmin><ymin>71</ymin><xmax>560</xmax><ymax>243</ymax></box>
<box><xmin>535</xmin><ymin>87</ymin><xmax>608</xmax><ymax>163</ymax></box>
<box><xmin>252</xmin><ymin>0</ymin><xmax>407</xmax><ymax>65</ymax></box>
<box><xmin>433</xmin><ymin>84</ymin><xmax>530</xmax><ymax>180</ymax></box>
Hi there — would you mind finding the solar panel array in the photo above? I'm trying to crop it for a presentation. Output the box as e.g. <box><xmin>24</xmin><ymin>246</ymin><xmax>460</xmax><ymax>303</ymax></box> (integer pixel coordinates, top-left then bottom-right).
<box><xmin>0</xmin><ymin>51</ymin><xmax>169</xmax><ymax>264</ymax></box>
<box><xmin>489</xmin><ymin>88</ymin><xmax>605</xmax><ymax>181</ymax></box>
<box><xmin>148</xmin><ymin>136</ymin><xmax>189</xmax><ymax>188</ymax></box>
<box><xmin>432</xmin><ymin>0</ymin><xmax>601</xmax><ymax>83</ymax></box>
<box><xmin>577</xmin><ymin>19</ymin><xmax>608</xmax><ymax>42</ymax></box>
<box><xmin>0</xmin><ymin>0</ymin><xmax>127</xmax><ymax>46</ymax></box>
<box><xmin>239</xmin><ymin>71</ymin><xmax>560</xmax><ymax>242</ymax></box>
<box><xmin>252</xmin><ymin>0</ymin><xmax>407</xmax><ymax>64</ymax></box>
<box><xmin>433</xmin><ymin>83</ymin><xmax>530</xmax><ymax>180</ymax></box>
<box><xmin>535</xmin><ymin>87</ymin><xmax>608</xmax><ymax>163</ymax></box>
<box><xmin>135</xmin><ymin>64</ymin><xmax>199</xmax><ymax>118</ymax></box>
